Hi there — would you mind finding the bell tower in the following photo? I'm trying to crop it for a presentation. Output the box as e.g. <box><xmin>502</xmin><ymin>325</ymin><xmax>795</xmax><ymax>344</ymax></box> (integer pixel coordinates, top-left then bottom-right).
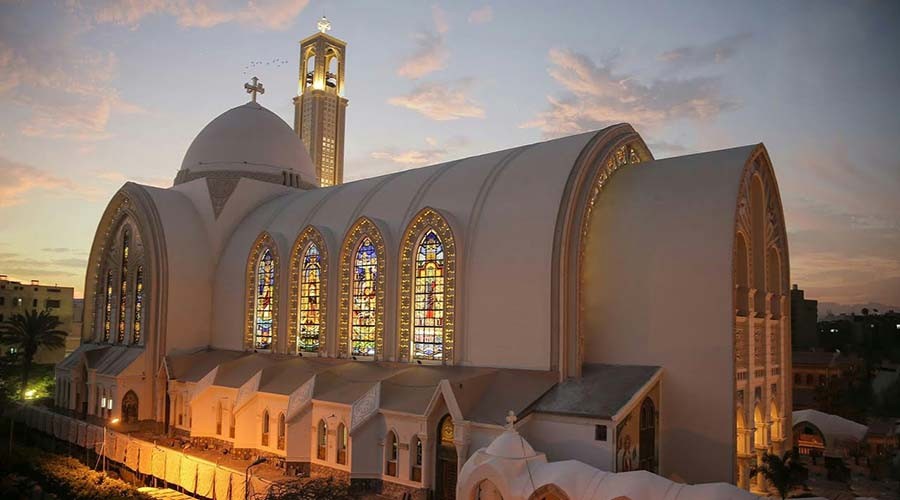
<box><xmin>293</xmin><ymin>16</ymin><xmax>348</xmax><ymax>187</ymax></box>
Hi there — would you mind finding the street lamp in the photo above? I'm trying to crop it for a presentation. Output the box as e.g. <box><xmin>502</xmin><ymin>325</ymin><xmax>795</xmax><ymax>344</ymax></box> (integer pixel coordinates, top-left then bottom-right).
<box><xmin>102</xmin><ymin>417</ymin><xmax>120</xmax><ymax>474</ymax></box>
<box><xmin>245</xmin><ymin>457</ymin><xmax>266</xmax><ymax>500</ymax></box>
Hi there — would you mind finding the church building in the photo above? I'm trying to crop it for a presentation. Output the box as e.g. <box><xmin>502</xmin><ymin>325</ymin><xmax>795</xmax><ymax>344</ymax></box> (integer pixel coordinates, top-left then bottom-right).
<box><xmin>54</xmin><ymin>18</ymin><xmax>791</xmax><ymax>498</ymax></box>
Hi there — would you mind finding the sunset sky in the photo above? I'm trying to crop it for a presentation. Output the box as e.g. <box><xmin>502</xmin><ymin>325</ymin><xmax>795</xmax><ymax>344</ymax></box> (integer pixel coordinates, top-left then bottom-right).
<box><xmin>1</xmin><ymin>0</ymin><xmax>898</xmax><ymax>309</ymax></box>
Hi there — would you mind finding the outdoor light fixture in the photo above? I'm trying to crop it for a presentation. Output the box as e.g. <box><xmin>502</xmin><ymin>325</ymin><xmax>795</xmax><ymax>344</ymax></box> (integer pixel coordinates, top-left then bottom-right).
<box><xmin>24</xmin><ymin>389</ymin><xmax>36</xmax><ymax>399</ymax></box>
<box><xmin>111</xmin><ymin>417</ymin><xmax>120</xmax><ymax>424</ymax></box>
<box><xmin>101</xmin><ymin>397</ymin><xmax>107</xmax><ymax>408</ymax></box>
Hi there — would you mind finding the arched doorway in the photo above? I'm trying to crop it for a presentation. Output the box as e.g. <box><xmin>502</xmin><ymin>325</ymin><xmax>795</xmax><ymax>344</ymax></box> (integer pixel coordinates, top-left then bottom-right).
<box><xmin>638</xmin><ymin>398</ymin><xmax>657</xmax><ymax>472</ymax></box>
<box><xmin>435</xmin><ymin>415</ymin><xmax>458</xmax><ymax>500</ymax></box>
<box><xmin>122</xmin><ymin>390</ymin><xmax>139</xmax><ymax>424</ymax></box>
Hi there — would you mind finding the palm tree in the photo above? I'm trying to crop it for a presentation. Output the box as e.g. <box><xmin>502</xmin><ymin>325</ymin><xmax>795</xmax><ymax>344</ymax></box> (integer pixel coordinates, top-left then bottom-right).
<box><xmin>750</xmin><ymin>450</ymin><xmax>807</xmax><ymax>499</ymax></box>
<box><xmin>0</xmin><ymin>309</ymin><xmax>67</xmax><ymax>400</ymax></box>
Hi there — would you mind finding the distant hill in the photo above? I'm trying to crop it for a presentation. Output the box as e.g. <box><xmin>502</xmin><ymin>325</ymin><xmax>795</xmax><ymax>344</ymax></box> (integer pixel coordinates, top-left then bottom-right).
<box><xmin>819</xmin><ymin>302</ymin><xmax>900</xmax><ymax>320</ymax></box>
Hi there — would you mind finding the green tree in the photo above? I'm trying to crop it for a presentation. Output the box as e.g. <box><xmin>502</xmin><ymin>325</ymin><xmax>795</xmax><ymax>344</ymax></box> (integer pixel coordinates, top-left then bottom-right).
<box><xmin>0</xmin><ymin>309</ymin><xmax>66</xmax><ymax>400</ymax></box>
<box><xmin>750</xmin><ymin>451</ymin><xmax>807</xmax><ymax>499</ymax></box>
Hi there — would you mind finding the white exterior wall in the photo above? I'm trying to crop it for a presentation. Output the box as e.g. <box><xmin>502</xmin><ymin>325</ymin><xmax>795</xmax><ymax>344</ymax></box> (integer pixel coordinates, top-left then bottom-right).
<box><xmin>521</xmin><ymin>414</ymin><xmax>614</xmax><ymax>471</ymax></box>
<box><xmin>582</xmin><ymin>147</ymin><xmax>755</xmax><ymax>484</ymax></box>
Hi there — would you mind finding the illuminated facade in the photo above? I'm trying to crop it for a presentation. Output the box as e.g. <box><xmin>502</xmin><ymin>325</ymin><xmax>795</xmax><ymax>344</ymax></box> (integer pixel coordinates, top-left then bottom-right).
<box><xmin>51</xmin><ymin>23</ymin><xmax>791</xmax><ymax>499</ymax></box>
<box><xmin>293</xmin><ymin>17</ymin><xmax>348</xmax><ymax>187</ymax></box>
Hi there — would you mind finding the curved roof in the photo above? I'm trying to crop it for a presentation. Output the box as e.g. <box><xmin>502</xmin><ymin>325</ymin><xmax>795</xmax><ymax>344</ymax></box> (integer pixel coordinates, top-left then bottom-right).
<box><xmin>792</xmin><ymin>409</ymin><xmax>868</xmax><ymax>444</ymax></box>
<box><xmin>211</xmin><ymin>126</ymin><xmax>638</xmax><ymax>369</ymax></box>
<box><xmin>177</xmin><ymin>101</ymin><xmax>316</xmax><ymax>186</ymax></box>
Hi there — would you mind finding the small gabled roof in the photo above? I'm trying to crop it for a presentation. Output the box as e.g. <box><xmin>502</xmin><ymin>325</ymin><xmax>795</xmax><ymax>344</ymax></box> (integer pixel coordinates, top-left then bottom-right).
<box><xmin>166</xmin><ymin>348</ymin><xmax>249</xmax><ymax>382</ymax></box>
<box><xmin>212</xmin><ymin>353</ymin><xmax>291</xmax><ymax>388</ymax></box>
<box><xmin>256</xmin><ymin>356</ymin><xmax>343</xmax><ymax>395</ymax></box>
<box><xmin>530</xmin><ymin>364</ymin><xmax>661</xmax><ymax>420</ymax></box>
<box><xmin>312</xmin><ymin>362</ymin><xmax>410</xmax><ymax>404</ymax></box>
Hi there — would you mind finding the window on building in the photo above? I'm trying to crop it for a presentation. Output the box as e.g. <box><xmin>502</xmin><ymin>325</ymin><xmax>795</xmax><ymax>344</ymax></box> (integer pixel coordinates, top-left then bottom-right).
<box><xmin>298</xmin><ymin>243</ymin><xmax>322</xmax><ymax>352</ymax></box>
<box><xmin>103</xmin><ymin>271</ymin><xmax>113</xmax><ymax>341</ymax></box>
<box><xmin>229</xmin><ymin>408</ymin><xmax>236</xmax><ymax>439</ymax></box>
<box><xmin>0</xmin><ymin>314</ymin><xmax>4</xmax><ymax>323</ymax></box>
<box><xmin>351</xmin><ymin>237</ymin><xmax>378</xmax><ymax>357</ymax></box>
<box><xmin>254</xmin><ymin>249</ymin><xmax>276</xmax><ymax>350</ymax></box>
<box><xmin>118</xmin><ymin>230</ymin><xmax>130</xmax><ymax>343</ymax></box>
<box><xmin>32</xmin><ymin>298</ymin><xmax>37</xmax><ymax>307</ymax></box>
<box><xmin>277</xmin><ymin>413</ymin><xmax>286</xmax><ymax>450</ymax></box>
<box><xmin>595</xmin><ymin>424</ymin><xmax>607</xmax><ymax>441</ymax></box>
<box><xmin>261</xmin><ymin>410</ymin><xmax>270</xmax><ymax>446</ymax></box>
<box><xmin>413</xmin><ymin>230</ymin><xmax>445</xmax><ymax>361</ymax></box>
<box><xmin>45</xmin><ymin>299</ymin><xmax>61</xmax><ymax>309</ymax></box>
<box><xmin>818</xmin><ymin>374</ymin><xmax>826</xmax><ymax>386</ymax></box>
<box><xmin>133</xmin><ymin>266</ymin><xmax>143</xmax><ymax>344</ymax></box>
<box><xmin>317</xmin><ymin>420</ymin><xmax>328</xmax><ymax>460</ymax></box>
<box><xmin>794</xmin><ymin>373</ymin><xmax>801</xmax><ymax>384</ymax></box>
<box><xmin>806</xmin><ymin>374</ymin><xmax>813</xmax><ymax>386</ymax></box>
<box><xmin>410</xmin><ymin>436</ymin><xmax>423</xmax><ymax>482</ymax></box>
<box><xmin>385</xmin><ymin>431</ymin><xmax>398</xmax><ymax>477</ymax></box>
<box><xmin>337</xmin><ymin>423</ymin><xmax>348</xmax><ymax>465</ymax></box>
<box><xmin>216</xmin><ymin>401</ymin><xmax>223</xmax><ymax>435</ymax></box>
<box><xmin>14</xmin><ymin>297</ymin><xmax>22</xmax><ymax>307</ymax></box>
<box><xmin>0</xmin><ymin>296</ymin><xmax>5</xmax><ymax>305</ymax></box>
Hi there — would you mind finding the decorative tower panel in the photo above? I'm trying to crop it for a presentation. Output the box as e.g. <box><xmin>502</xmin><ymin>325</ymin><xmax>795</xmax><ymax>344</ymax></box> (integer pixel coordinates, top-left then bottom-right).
<box><xmin>293</xmin><ymin>17</ymin><xmax>348</xmax><ymax>188</ymax></box>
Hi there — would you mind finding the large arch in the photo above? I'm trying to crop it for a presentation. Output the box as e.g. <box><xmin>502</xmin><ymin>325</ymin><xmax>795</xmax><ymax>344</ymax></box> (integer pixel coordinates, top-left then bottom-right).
<box><xmin>553</xmin><ymin>125</ymin><xmax>653</xmax><ymax>378</ymax></box>
<box><xmin>288</xmin><ymin>225</ymin><xmax>329</xmax><ymax>355</ymax></box>
<box><xmin>398</xmin><ymin>207</ymin><xmax>458</xmax><ymax>364</ymax></box>
<box><xmin>245</xmin><ymin>232</ymin><xmax>280</xmax><ymax>351</ymax></box>
<box><xmin>529</xmin><ymin>484</ymin><xmax>570</xmax><ymax>500</ymax></box>
<box><xmin>82</xmin><ymin>185</ymin><xmax>168</xmax><ymax>421</ymax></box>
<box><xmin>338</xmin><ymin>217</ymin><xmax>387</xmax><ymax>359</ymax></box>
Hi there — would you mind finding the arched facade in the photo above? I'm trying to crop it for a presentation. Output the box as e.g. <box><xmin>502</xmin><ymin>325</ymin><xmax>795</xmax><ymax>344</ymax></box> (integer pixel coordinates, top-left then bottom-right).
<box><xmin>558</xmin><ymin>128</ymin><xmax>653</xmax><ymax>378</ymax></box>
<box><xmin>398</xmin><ymin>207</ymin><xmax>458</xmax><ymax>364</ymax></box>
<box><xmin>289</xmin><ymin>226</ymin><xmax>329</xmax><ymax>355</ymax></box>
<box><xmin>245</xmin><ymin>232</ymin><xmax>280</xmax><ymax>351</ymax></box>
<box><xmin>733</xmin><ymin>146</ymin><xmax>790</xmax><ymax>490</ymax></box>
<box><xmin>528</xmin><ymin>484</ymin><xmax>569</xmax><ymax>500</ymax></box>
<box><xmin>338</xmin><ymin>217</ymin><xmax>387</xmax><ymax>359</ymax></box>
<box><xmin>93</xmin><ymin>213</ymin><xmax>147</xmax><ymax>345</ymax></box>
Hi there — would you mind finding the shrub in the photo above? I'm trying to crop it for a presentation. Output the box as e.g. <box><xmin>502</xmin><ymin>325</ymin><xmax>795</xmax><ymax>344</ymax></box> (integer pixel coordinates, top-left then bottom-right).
<box><xmin>264</xmin><ymin>477</ymin><xmax>356</xmax><ymax>500</ymax></box>
<box><xmin>0</xmin><ymin>446</ymin><xmax>151</xmax><ymax>500</ymax></box>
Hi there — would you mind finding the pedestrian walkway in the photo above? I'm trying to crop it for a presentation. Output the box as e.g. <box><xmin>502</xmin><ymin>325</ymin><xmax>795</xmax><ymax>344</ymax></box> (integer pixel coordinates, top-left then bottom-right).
<box><xmin>137</xmin><ymin>486</ymin><xmax>196</xmax><ymax>499</ymax></box>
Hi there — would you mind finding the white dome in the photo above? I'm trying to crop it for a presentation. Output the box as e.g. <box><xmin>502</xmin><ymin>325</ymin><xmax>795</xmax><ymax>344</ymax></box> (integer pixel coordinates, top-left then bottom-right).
<box><xmin>176</xmin><ymin>101</ymin><xmax>317</xmax><ymax>187</ymax></box>
<box><xmin>485</xmin><ymin>429</ymin><xmax>538</xmax><ymax>459</ymax></box>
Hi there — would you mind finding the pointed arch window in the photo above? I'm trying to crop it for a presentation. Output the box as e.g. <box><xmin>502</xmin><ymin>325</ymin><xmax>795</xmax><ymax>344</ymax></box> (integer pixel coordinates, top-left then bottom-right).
<box><xmin>132</xmin><ymin>266</ymin><xmax>144</xmax><ymax>344</ymax></box>
<box><xmin>317</xmin><ymin>419</ymin><xmax>328</xmax><ymax>460</ymax></box>
<box><xmin>410</xmin><ymin>435</ymin><xmax>423</xmax><ymax>482</ymax></box>
<box><xmin>216</xmin><ymin>400</ymin><xmax>223</xmax><ymax>435</ymax></box>
<box><xmin>255</xmin><ymin>249</ymin><xmax>276</xmax><ymax>350</ymax></box>
<box><xmin>413</xmin><ymin>230</ymin><xmax>446</xmax><ymax>360</ymax></box>
<box><xmin>337</xmin><ymin>423</ymin><xmax>348</xmax><ymax>465</ymax></box>
<box><xmin>277</xmin><ymin>413</ymin><xmax>286</xmax><ymax>450</ymax></box>
<box><xmin>399</xmin><ymin>209</ymin><xmax>457</xmax><ymax>363</ymax></box>
<box><xmin>261</xmin><ymin>409</ymin><xmax>270</xmax><ymax>446</ymax></box>
<box><xmin>103</xmin><ymin>270</ymin><xmax>114</xmax><ymax>342</ymax></box>
<box><xmin>299</xmin><ymin>243</ymin><xmax>322</xmax><ymax>352</ymax></box>
<box><xmin>351</xmin><ymin>237</ymin><xmax>378</xmax><ymax>357</ymax></box>
<box><xmin>339</xmin><ymin>218</ymin><xmax>385</xmax><ymax>358</ymax></box>
<box><xmin>117</xmin><ymin>230</ymin><xmax>130</xmax><ymax>343</ymax></box>
<box><xmin>385</xmin><ymin>431</ymin><xmax>398</xmax><ymax>477</ymax></box>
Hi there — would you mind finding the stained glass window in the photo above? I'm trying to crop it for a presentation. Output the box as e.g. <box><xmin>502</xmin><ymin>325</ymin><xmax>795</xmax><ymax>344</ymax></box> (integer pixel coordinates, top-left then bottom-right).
<box><xmin>413</xmin><ymin>230</ymin><xmax>445</xmax><ymax>360</ymax></box>
<box><xmin>132</xmin><ymin>266</ymin><xmax>143</xmax><ymax>344</ymax></box>
<box><xmin>117</xmin><ymin>230</ymin><xmax>130</xmax><ymax>343</ymax></box>
<box><xmin>103</xmin><ymin>270</ymin><xmax>113</xmax><ymax>341</ymax></box>
<box><xmin>255</xmin><ymin>248</ymin><xmax>276</xmax><ymax>350</ymax></box>
<box><xmin>298</xmin><ymin>244</ymin><xmax>321</xmax><ymax>352</ymax></box>
<box><xmin>351</xmin><ymin>237</ymin><xmax>377</xmax><ymax>357</ymax></box>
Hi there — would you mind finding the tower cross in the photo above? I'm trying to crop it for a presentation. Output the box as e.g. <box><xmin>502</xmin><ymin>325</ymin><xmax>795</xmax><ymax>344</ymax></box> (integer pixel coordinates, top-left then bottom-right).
<box><xmin>244</xmin><ymin>76</ymin><xmax>265</xmax><ymax>102</ymax></box>
<box><xmin>317</xmin><ymin>16</ymin><xmax>331</xmax><ymax>33</ymax></box>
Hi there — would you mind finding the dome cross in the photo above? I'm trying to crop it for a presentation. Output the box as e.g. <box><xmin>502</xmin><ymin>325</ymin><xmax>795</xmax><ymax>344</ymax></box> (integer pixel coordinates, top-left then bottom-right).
<box><xmin>505</xmin><ymin>410</ymin><xmax>517</xmax><ymax>429</ymax></box>
<box><xmin>317</xmin><ymin>16</ymin><xmax>331</xmax><ymax>33</ymax></box>
<box><xmin>244</xmin><ymin>76</ymin><xmax>265</xmax><ymax>103</ymax></box>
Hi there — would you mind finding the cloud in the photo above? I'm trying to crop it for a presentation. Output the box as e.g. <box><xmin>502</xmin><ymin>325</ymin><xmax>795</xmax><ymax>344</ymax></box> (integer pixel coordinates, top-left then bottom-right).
<box><xmin>0</xmin><ymin>5</ymin><xmax>144</xmax><ymax>142</ymax></box>
<box><xmin>0</xmin><ymin>156</ymin><xmax>78</xmax><ymax>207</ymax></box>
<box><xmin>468</xmin><ymin>5</ymin><xmax>493</xmax><ymax>24</ymax></box>
<box><xmin>93</xmin><ymin>170</ymin><xmax>172</xmax><ymax>188</ymax></box>
<box><xmin>76</xmin><ymin>0</ymin><xmax>310</xmax><ymax>31</ymax></box>
<box><xmin>522</xmin><ymin>49</ymin><xmax>736</xmax><ymax>137</ymax></box>
<box><xmin>388</xmin><ymin>80</ymin><xmax>485</xmax><ymax>121</ymax></box>
<box><xmin>659</xmin><ymin>33</ymin><xmax>752</xmax><ymax>68</ymax></box>
<box><xmin>397</xmin><ymin>5</ymin><xmax>449</xmax><ymax>79</ymax></box>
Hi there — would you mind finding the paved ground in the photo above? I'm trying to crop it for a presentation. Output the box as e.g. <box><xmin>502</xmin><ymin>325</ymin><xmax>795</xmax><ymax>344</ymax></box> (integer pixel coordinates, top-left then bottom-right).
<box><xmin>137</xmin><ymin>487</ymin><xmax>196</xmax><ymax>499</ymax></box>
